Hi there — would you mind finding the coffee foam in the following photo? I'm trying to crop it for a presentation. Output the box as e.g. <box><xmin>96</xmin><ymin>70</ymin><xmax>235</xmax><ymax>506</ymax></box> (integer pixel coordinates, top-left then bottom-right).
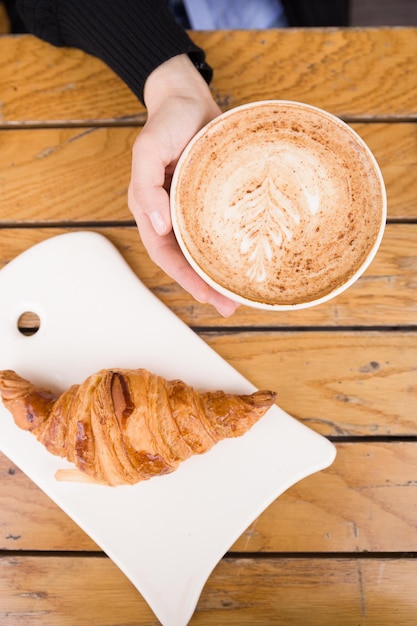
<box><xmin>172</xmin><ymin>101</ymin><xmax>386</xmax><ymax>307</ymax></box>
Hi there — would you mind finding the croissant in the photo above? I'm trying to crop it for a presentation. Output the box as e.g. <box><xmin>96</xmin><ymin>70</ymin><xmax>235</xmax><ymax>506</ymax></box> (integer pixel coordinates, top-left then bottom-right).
<box><xmin>0</xmin><ymin>368</ymin><xmax>275</xmax><ymax>486</ymax></box>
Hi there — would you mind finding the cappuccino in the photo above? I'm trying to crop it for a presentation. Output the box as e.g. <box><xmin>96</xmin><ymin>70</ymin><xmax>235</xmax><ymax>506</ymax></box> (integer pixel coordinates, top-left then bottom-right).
<box><xmin>171</xmin><ymin>101</ymin><xmax>386</xmax><ymax>309</ymax></box>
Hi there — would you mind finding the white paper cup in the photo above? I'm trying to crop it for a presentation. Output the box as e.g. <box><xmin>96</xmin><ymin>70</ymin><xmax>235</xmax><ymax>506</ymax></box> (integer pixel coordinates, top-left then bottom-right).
<box><xmin>170</xmin><ymin>100</ymin><xmax>387</xmax><ymax>310</ymax></box>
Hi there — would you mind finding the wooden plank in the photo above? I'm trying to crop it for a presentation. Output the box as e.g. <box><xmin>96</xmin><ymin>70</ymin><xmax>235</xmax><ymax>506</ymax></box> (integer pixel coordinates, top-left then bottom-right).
<box><xmin>0</xmin><ymin>36</ymin><xmax>142</xmax><ymax>125</ymax></box>
<box><xmin>0</xmin><ymin>123</ymin><xmax>415</xmax><ymax>221</ymax></box>
<box><xmin>1</xmin><ymin>30</ymin><xmax>417</xmax><ymax>123</ymax></box>
<box><xmin>2</xmin><ymin>443</ymin><xmax>417</xmax><ymax>553</ymax></box>
<box><xmin>198</xmin><ymin>28</ymin><xmax>417</xmax><ymax>119</ymax></box>
<box><xmin>0</xmin><ymin>225</ymin><xmax>415</xmax><ymax>328</ymax></box>
<box><xmin>353</xmin><ymin>123</ymin><xmax>417</xmax><ymax>219</ymax></box>
<box><xmin>205</xmin><ymin>331</ymin><xmax>417</xmax><ymax>436</ymax></box>
<box><xmin>1</xmin><ymin>555</ymin><xmax>417</xmax><ymax>625</ymax></box>
<box><xmin>0</xmin><ymin>127</ymin><xmax>133</xmax><ymax>223</ymax></box>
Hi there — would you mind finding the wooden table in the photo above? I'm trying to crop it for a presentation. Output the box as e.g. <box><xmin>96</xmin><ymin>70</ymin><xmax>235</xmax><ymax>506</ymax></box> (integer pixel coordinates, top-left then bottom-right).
<box><xmin>1</xmin><ymin>27</ymin><xmax>417</xmax><ymax>625</ymax></box>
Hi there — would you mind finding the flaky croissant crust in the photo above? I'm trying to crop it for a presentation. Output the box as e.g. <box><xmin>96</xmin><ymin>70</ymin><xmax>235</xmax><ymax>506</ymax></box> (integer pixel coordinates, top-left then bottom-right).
<box><xmin>0</xmin><ymin>368</ymin><xmax>276</xmax><ymax>486</ymax></box>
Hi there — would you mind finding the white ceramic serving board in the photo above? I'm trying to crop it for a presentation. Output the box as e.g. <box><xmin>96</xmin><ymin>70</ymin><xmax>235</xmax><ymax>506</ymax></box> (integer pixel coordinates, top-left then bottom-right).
<box><xmin>0</xmin><ymin>232</ymin><xmax>336</xmax><ymax>626</ymax></box>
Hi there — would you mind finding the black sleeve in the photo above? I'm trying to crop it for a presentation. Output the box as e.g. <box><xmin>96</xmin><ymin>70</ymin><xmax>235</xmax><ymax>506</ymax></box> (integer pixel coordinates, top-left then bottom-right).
<box><xmin>16</xmin><ymin>0</ymin><xmax>212</xmax><ymax>104</ymax></box>
<box><xmin>281</xmin><ymin>0</ymin><xmax>350</xmax><ymax>26</ymax></box>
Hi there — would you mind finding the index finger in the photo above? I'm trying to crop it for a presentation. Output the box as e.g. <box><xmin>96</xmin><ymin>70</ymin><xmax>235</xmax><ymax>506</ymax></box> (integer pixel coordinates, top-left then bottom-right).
<box><xmin>131</xmin><ymin>201</ymin><xmax>239</xmax><ymax>317</ymax></box>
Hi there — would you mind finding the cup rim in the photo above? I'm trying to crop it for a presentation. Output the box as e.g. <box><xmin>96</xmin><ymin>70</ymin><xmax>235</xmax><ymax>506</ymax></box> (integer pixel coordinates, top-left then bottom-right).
<box><xmin>170</xmin><ymin>99</ymin><xmax>387</xmax><ymax>311</ymax></box>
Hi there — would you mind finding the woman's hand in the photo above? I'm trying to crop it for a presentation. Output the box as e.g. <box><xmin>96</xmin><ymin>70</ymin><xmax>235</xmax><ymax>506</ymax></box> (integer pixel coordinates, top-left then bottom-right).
<box><xmin>128</xmin><ymin>54</ymin><xmax>239</xmax><ymax>317</ymax></box>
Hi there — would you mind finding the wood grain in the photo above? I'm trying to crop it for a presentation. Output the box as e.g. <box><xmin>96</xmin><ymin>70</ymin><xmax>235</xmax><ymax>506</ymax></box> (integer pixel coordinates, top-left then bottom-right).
<box><xmin>2</xmin><ymin>442</ymin><xmax>417</xmax><ymax>553</ymax></box>
<box><xmin>0</xmin><ymin>225</ymin><xmax>415</xmax><ymax>328</ymax></box>
<box><xmin>197</xmin><ymin>28</ymin><xmax>417</xmax><ymax>119</ymax></box>
<box><xmin>0</xmin><ymin>123</ymin><xmax>416</xmax><ymax>221</ymax></box>
<box><xmin>0</xmin><ymin>36</ymin><xmax>142</xmax><ymax>125</ymax></box>
<box><xmin>0</xmin><ymin>127</ymin><xmax>133</xmax><ymax>223</ymax></box>
<box><xmin>1</xmin><ymin>30</ymin><xmax>417</xmax><ymax>124</ymax></box>
<box><xmin>354</xmin><ymin>122</ymin><xmax>417</xmax><ymax>219</ymax></box>
<box><xmin>1</xmin><ymin>555</ymin><xmax>417</xmax><ymax>625</ymax></box>
<box><xmin>205</xmin><ymin>331</ymin><xmax>417</xmax><ymax>436</ymax></box>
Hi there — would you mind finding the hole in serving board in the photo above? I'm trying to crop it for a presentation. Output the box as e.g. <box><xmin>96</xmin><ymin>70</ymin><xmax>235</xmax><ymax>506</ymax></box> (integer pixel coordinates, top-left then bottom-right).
<box><xmin>17</xmin><ymin>312</ymin><xmax>41</xmax><ymax>336</ymax></box>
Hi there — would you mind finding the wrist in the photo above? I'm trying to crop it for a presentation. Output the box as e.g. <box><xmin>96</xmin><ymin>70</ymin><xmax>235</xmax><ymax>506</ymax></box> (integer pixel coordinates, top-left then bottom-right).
<box><xmin>144</xmin><ymin>54</ymin><xmax>217</xmax><ymax>115</ymax></box>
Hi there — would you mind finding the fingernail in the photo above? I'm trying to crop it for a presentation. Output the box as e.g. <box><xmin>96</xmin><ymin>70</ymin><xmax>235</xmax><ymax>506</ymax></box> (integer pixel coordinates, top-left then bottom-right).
<box><xmin>150</xmin><ymin>211</ymin><xmax>166</xmax><ymax>235</ymax></box>
<box><xmin>216</xmin><ymin>302</ymin><xmax>239</xmax><ymax>318</ymax></box>
<box><xmin>208</xmin><ymin>295</ymin><xmax>239</xmax><ymax>318</ymax></box>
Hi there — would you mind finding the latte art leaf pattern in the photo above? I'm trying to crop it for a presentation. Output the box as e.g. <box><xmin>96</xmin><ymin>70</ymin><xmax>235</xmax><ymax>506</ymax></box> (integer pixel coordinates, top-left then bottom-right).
<box><xmin>227</xmin><ymin>159</ymin><xmax>321</xmax><ymax>283</ymax></box>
